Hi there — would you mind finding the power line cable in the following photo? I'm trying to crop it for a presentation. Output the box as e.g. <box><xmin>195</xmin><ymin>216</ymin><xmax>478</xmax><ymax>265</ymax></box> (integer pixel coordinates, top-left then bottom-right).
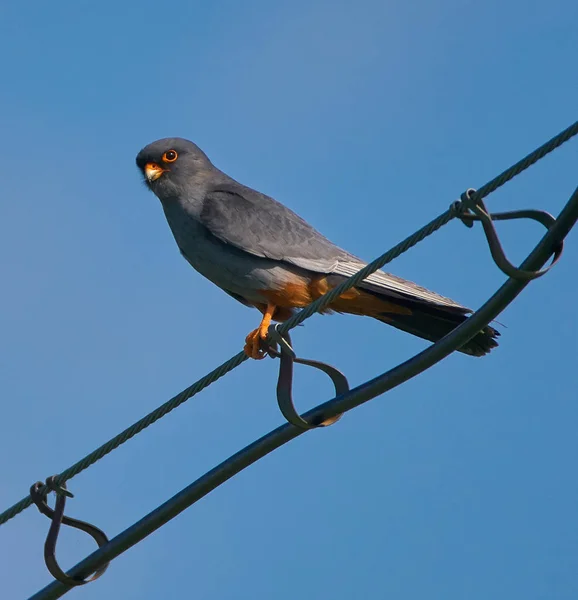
<box><xmin>1</xmin><ymin>120</ymin><xmax>576</xmax><ymax>530</ymax></box>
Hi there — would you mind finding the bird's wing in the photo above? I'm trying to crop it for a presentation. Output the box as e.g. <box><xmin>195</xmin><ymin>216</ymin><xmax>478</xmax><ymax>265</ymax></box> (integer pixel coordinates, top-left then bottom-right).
<box><xmin>200</xmin><ymin>185</ymin><xmax>347</xmax><ymax>272</ymax></box>
<box><xmin>330</xmin><ymin>261</ymin><xmax>467</xmax><ymax>310</ymax></box>
<box><xmin>200</xmin><ymin>185</ymin><xmax>465</xmax><ymax>310</ymax></box>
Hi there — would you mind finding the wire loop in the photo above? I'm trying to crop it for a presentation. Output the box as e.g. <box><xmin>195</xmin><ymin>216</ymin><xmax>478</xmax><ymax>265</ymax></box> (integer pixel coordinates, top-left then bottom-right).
<box><xmin>265</xmin><ymin>325</ymin><xmax>348</xmax><ymax>429</ymax></box>
<box><xmin>42</xmin><ymin>478</ymin><xmax>74</xmax><ymax>499</ymax></box>
<box><xmin>2</xmin><ymin>121</ymin><xmax>577</xmax><ymax>537</ymax></box>
<box><xmin>457</xmin><ymin>188</ymin><xmax>564</xmax><ymax>280</ymax></box>
<box><xmin>29</xmin><ymin>477</ymin><xmax>109</xmax><ymax>587</ymax></box>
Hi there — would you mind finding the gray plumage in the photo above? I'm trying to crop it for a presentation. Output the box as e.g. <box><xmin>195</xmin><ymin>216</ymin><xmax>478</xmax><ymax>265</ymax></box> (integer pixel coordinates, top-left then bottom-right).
<box><xmin>136</xmin><ymin>137</ymin><xmax>499</xmax><ymax>356</ymax></box>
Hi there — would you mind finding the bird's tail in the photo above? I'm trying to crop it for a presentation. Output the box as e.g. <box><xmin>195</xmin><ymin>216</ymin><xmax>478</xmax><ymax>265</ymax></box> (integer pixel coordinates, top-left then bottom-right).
<box><xmin>327</xmin><ymin>286</ymin><xmax>499</xmax><ymax>357</ymax></box>
<box><xmin>374</xmin><ymin>308</ymin><xmax>499</xmax><ymax>357</ymax></box>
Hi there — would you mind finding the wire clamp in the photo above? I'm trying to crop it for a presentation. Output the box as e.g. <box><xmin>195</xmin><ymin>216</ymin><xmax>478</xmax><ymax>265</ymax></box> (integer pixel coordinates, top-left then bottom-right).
<box><xmin>29</xmin><ymin>476</ymin><xmax>109</xmax><ymax>587</ymax></box>
<box><xmin>453</xmin><ymin>188</ymin><xmax>564</xmax><ymax>280</ymax></box>
<box><xmin>264</xmin><ymin>325</ymin><xmax>349</xmax><ymax>429</ymax></box>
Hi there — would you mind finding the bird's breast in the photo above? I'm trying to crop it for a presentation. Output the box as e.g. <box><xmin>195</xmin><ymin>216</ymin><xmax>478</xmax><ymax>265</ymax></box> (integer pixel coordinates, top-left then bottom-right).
<box><xmin>160</xmin><ymin>199</ymin><xmax>313</xmax><ymax>305</ymax></box>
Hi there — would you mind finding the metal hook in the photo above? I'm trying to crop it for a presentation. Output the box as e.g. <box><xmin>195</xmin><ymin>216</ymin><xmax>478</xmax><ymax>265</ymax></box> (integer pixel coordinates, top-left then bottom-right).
<box><xmin>454</xmin><ymin>189</ymin><xmax>564</xmax><ymax>280</ymax></box>
<box><xmin>30</xmin><ymin>476</ymin><xmax>109</xmax><ymax>587</ymax></box>
<box><xmin>265</xmin><ymin>325</ymin><xmax>349</xmax><ymax>429</ymax></box>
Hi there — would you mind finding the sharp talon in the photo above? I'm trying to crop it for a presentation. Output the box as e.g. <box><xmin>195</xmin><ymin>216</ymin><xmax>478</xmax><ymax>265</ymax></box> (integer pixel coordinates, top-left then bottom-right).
<box><xmin>244</xmin><ymin>328</ymin><xmax>267</xmax><ymax>360</ymax></box>
<box><xmin>245</xmin><ymin>303</ymin><xmax>275</xmax><ymax>360</ymax></box>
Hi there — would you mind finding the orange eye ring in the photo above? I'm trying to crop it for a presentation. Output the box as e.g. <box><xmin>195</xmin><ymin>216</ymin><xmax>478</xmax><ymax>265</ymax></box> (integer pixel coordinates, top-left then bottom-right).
<box><xmin>162</xmin><ymin>150</ymin><xmax>178</xmax><ymax>163</ymax></box>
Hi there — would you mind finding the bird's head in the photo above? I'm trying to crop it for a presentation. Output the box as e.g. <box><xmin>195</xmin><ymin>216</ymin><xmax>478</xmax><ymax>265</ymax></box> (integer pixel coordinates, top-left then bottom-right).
<box><xmin>135</xmin><ymin>137</ymin><xmax>213</xmax><ymax>196</ymax></box>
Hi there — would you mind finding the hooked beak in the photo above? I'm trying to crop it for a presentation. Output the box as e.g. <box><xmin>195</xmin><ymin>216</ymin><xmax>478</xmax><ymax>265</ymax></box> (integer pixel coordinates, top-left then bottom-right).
<box><xmin>144</xmin><ymin>162</ymin><xmax>166</xmax><ymax>182</ymax></box>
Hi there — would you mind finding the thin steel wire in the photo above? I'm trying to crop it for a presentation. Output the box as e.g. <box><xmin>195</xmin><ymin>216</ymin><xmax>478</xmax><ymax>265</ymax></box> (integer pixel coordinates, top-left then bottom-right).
<box><xmin>1</xmin><ymin>120</ymin><xmax>577</xmax><ymax>529</ymax></box>
<box><xmin>29</xmin><ymin>183</ymin><xmax>578</xmax><ymax>600</ymax></box>
<box><xmin>279</xmin><ymin>119</ymin><xmax>578</xmax><ymax>330</ymax></box>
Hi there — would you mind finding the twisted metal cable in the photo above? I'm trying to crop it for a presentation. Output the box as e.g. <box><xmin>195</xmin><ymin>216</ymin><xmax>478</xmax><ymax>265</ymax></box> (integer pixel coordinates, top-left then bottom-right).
<box><xmin>0</xmin><ymin>352</ymin><xmax>248</xmax><ymax>526</ymax></box>
<box><xmin>280</xmin><ymin>119</ymin><xmax>578</xmax><ymax>330</ymax></box>
<box><xmin>1</xmin><ymin>119</ymin><xmax>576</xmax><ymax>529</ymax></box>
<box><xmin>475</xmin><ymin>120</ymin><xmax>578</xmax><ymax>199</ymax></box>
<box><xmin>0</xmin><ymin>210</ymin><xmax>456</xmax><ymax>527</ymax></box>
<box><xmin>30</xmin><ymin>184</ymin><xmax>578</xmax><ymax>600</ymax></box>
<box><xmin>279</xmin><ymin>208</ymin><xmax>457</xmax><ymax>332</ymax></box>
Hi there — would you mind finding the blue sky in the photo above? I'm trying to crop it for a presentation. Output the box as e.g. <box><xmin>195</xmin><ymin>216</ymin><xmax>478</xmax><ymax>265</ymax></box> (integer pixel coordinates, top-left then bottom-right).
<box><xmin>1</xmin><ymin>1</ymin><xmax>577</xmax><ymax>598</ymax></box>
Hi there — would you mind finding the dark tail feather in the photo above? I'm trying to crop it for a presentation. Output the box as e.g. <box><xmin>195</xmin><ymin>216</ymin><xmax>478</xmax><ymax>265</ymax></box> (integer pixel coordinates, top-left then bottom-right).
<box><xmin>326</xmin><ymin>283</ymin><xmax>500</xmax><ymax>357</ymax></box>
<box><xmin>376</xmin><ymin>307</ymin><xmax>500</xmax><ymax>357</ymax></box>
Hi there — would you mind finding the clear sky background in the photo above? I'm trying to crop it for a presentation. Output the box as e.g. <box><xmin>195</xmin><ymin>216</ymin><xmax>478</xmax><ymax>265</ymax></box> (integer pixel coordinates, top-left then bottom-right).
<box><xmin>1</xmin><ymin>1</ymin><xmax>577</xmax><ymax>599</ymax></box>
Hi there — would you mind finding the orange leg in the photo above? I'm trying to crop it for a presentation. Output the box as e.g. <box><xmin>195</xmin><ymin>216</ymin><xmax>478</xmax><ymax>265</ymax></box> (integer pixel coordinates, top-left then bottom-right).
<box><xmin>244</xmin><ymin>302</ymin><xmax>276</xmax><ymax>359</ymax></box>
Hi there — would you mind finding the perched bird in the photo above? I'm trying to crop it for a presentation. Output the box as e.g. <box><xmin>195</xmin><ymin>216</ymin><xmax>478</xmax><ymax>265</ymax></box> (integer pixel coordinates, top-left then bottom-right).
<box><xmin>136</xmin><ymin>138</ymin><xmax>499</xmax><ymax>359</ymax></box>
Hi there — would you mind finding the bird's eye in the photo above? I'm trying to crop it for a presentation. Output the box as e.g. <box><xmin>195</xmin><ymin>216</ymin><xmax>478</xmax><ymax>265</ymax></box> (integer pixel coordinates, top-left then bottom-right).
<box><xmin>162</xmin><ymin>150</ymin><xmax>178</xmax><ymax>163</ymax></box>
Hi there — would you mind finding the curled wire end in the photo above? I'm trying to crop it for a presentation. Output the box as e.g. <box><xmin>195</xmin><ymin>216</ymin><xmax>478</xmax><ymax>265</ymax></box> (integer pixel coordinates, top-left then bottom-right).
<box><xmin>266</xmin><ymin>324</ymin><xmax>296</xmax><ymax>359</ymax></box>
<box><xmin>451</xmin><ymin>194</ymin><xmax>476</xmax><ymax>228</ymax></box>
<box><xmin>264</xmin><ymin>325</ymin><xmax>349</xmax><ymax>430</ymax></box>
<box><xmin>29</xmin><ymin>477</ymin><xmax>109</xmax><ymax>587</ymax></box>
<box><xmin>456</xmin><ymin>188</ymin><xmax>564</xmax><ymax>280</ymax></box>
<box><xmin>44</xmin><ymin>477</ymin><xmax>74</xmax><ymax>499</ymax></box>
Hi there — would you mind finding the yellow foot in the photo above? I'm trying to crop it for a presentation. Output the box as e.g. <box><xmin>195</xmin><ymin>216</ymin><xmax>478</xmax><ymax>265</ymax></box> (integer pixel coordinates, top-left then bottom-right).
<box><xmin>244</xmin><ymin>302</ymin><xmax>275</xmax><ymax>360</ymax></box>
<box><xmin>244</xmin><ymin>327</ymin><xmax>268</xmax><ymax>360</ymax></box>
